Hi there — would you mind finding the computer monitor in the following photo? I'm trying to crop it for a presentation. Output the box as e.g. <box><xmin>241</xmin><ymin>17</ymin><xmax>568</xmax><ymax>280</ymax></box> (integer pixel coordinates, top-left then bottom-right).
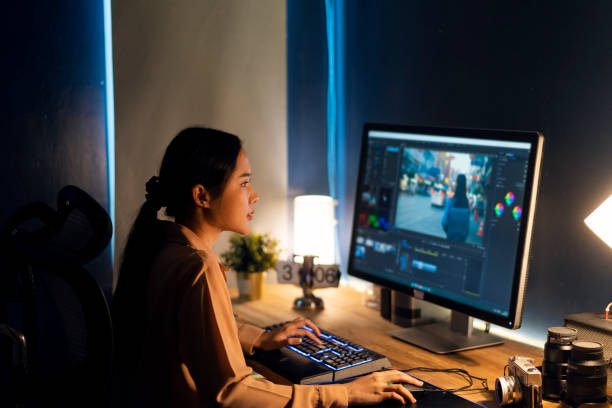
<box><xmin>348</xmin><ymin>123</ymin><xmax>544</xmax><ymax>354</ymax></box>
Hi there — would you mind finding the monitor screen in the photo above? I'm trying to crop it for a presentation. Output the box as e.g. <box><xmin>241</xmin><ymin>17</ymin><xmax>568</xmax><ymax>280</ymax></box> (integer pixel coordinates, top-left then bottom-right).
<box><xmin>348</xmin><ymin>124</ymin><xmax>544</xmax><ymax>332</ymax></box>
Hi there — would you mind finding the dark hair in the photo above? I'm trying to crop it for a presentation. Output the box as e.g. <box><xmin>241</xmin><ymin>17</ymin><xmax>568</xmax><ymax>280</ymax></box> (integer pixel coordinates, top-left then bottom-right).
<box><xmin>112</xmin><ymin>127</ymin><xmax>242</xmax><ymax>375</ymax></box>
<box><xmin>452</xmin><ymin>174</ymin><xmax>469</xmax><ymax>208</ymax></box>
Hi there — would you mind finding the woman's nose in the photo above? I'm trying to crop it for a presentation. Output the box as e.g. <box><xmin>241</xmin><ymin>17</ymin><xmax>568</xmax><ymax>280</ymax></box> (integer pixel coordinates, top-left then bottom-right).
<box><xmin>249</xmin><ymin>187</ymin><xmax>259</xmax><ymax>205</ymax></box>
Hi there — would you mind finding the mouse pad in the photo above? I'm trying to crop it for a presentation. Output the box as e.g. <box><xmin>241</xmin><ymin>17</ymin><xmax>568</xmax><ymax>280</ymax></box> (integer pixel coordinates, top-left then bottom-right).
<box><xmin>341</xmin><ymin>379</ymin><xmax>486</xmax><ymax>408</ymax></box>
<box><xmin>352</xmin><ymin>390</ymin><xmax>486</xmax><ymax>408</ymax></box>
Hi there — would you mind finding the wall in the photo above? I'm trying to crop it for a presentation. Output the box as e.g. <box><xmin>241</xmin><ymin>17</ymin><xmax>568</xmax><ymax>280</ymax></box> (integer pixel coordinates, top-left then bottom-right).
<box><xmin>113</xmin><ymin>0</ymin><xmax>288</xmax><ymax>286</ymax></box>
<box><xmin>289</xmin><ymin>1</ymin><xmax>612</xmax><ymax>343</ymax></box>
<box><xmin>0</xmin><ymin>2</ymin><xmax>112</xmax><ymax>296</ymax></box>
<box><xmin>287</xmin><ymin>1</ymin><xmax>329</xmax><ymax>198</ymax></box>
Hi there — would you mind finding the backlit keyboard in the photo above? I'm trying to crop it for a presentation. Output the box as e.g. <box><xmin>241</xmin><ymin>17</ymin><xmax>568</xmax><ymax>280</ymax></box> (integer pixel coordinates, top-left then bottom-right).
<box><xmin>250</xmin><ymin>322</ymin><xmax>392</xmax><ymax>384</ymax></box>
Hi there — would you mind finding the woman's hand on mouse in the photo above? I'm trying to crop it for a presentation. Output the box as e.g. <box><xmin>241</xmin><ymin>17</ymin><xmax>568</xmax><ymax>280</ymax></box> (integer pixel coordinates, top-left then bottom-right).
<box><xmin>253</xmin><ymin>316</ymin><xmax>322</xmax><ymax>351</ymax></box>
<box><xmin>345</xmin><ymin>370</ymin><xmax>423</xmax><ymax>405</ymax></box>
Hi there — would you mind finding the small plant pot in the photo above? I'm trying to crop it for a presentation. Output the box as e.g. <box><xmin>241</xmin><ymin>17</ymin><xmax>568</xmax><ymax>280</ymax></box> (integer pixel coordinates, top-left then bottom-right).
<box><xmin>236</xmin><ymin>271</ymin><xmax>266</xmax><ymax>301</ymax></box>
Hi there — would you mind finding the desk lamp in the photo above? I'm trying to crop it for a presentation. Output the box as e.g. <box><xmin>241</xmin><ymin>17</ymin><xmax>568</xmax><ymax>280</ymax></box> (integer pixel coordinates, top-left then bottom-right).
<box><xmin>584</xmin><ymin>192</ymin><xmax>612</xmax><ymax>321</ymax></box>
<box><xmin>293</xmin><ymin>195</ymin><xmax>336</xmax><ymax>309</ymax></box>
<box><xmin>584</xmin><ymin>192</ymin><xmax>612</xmax><ymax>250</ymax></box>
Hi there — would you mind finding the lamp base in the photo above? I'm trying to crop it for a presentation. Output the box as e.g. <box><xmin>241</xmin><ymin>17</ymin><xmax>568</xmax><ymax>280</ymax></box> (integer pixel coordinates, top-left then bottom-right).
<box><xmin>294</xmin><ymin>293</ymin><xmax>324</xmax><ymax>309</ymax></box>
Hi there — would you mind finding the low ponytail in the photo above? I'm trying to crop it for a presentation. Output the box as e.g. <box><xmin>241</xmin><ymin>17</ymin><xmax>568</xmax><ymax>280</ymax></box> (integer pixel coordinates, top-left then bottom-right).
<box><xmin>111</xmin><ymin>178</ymin><xmax>167</xmax><ymax>372</ymax></box>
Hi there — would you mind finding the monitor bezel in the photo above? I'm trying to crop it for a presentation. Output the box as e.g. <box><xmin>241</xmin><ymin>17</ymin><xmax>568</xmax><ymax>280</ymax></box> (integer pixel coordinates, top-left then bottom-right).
<box><xmin>347</xmin><ymin>123</ymin><xmax>544</xmax><ymax>330</ymax></box>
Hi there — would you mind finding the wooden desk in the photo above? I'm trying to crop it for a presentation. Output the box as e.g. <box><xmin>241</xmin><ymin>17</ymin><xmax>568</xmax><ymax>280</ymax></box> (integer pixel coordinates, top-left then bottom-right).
<box><xmin>232</xmin><ymin>284</ymin><xmax>602</xmax><ymax>408</ymax></box>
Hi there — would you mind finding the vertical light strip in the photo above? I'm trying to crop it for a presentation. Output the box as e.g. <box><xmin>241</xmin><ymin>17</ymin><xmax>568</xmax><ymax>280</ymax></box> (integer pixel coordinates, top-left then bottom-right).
<box><xmin>335</xmin><ymin>0</ymin><xmax>346</xmax><ymax>271</ymax></box>
<box><xmin>103</xmin><ymin>0</ymin><xmax>116</xmax><ymax>266</ymax></box>
<box><xmin>325</xmin><ymin>0</ymin><xmax>337</xmax><ymax>200</ymax></box>
<box><xmin>325</xmin><ymin>0</ymin><xmax>345</xmax><ymax>271</ymax></box>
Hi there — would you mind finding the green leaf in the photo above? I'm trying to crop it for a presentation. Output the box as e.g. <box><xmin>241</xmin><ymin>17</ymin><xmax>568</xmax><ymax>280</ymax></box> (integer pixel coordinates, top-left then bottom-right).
<box><xmin>220</xmin><ymin>232</ymin><xmax>280</xmax><ymax>273</ymax></box>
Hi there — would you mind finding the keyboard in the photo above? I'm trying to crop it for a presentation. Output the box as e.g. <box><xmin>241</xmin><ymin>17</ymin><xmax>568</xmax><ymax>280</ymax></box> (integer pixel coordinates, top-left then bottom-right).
<box><xmin>250</xmin><ymin>322</ymin><xmax>392</xmax><ymax>384</ymax></box>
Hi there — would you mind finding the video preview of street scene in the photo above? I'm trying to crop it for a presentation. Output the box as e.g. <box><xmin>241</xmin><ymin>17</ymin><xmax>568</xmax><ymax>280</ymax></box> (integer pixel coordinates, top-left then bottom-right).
<box><xmin>394</xmin><ymin>148</ymin><xmax>493</xmax><ymax>246</ymax></box>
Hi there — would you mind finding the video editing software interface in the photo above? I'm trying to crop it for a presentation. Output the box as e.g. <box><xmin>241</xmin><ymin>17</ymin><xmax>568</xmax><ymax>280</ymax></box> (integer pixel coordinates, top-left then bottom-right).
<box><xmin>352</xmin><ymin>129</ymin><xmax>534</xmax><ymax>319</ymax></box>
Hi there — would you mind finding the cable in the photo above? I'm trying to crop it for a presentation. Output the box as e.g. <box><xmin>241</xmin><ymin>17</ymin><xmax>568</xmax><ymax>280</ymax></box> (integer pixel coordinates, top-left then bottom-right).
<box><xmin>402</xmin><ymin>367</ymin><xmax>489</xmax><ymax>393</ymax></box>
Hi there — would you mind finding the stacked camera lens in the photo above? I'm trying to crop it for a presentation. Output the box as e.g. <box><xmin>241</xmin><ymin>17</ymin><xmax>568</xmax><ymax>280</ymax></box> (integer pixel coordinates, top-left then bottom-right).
<box><xmin>542</xmin><ymin>327</ymin><xmax>577</xmax><ymax>401</ymax></box>
<box><xmin>562</xmin><ymin>341</ymin><xmax>608</xmax><ymax>407</ymax></box>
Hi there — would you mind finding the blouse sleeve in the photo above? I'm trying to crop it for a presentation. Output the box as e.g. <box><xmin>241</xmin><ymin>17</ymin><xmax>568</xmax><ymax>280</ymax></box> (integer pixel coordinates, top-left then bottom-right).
<box><xmin>176</xmin><ymin>257</ymin><xmax>348</xmax><ymax>408</ymax></box>
<box><xmin>236</xmin><ymin>322</ymin><xmax>265</xmax><ymax>355</ymax></box>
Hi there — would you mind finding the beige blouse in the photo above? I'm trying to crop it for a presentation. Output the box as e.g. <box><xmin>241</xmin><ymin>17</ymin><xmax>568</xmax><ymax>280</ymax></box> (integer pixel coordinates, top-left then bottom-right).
<box><xmin>125</xmin><ymin>222</ymin><xmax>348</xmax><ymax>407</ymax></box>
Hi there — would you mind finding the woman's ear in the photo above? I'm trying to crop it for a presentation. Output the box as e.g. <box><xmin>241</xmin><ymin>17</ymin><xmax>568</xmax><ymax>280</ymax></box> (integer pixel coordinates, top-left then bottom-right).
<box><xmin>191</xmin><ymin>184</ymin><xmax>212</xmax><ymax>208</ymax></box>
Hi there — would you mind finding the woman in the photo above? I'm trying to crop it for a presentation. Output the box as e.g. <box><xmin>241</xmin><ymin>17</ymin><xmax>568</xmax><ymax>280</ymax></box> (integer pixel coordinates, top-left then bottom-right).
<box><xmin>112</xmin><ymin>127</ymin><xmax>421</xmax><ymax>407</ymax></box>
<box><xmin>441</xmin><ymin>173</ymin><xmax>471</xmax><ymax>242</ymax></box>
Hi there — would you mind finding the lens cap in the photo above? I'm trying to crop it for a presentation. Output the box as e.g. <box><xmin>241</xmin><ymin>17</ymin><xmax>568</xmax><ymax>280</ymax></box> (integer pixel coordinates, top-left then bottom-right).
<box><xmin>547</xmin><ymin>327</ymin><xmax>577</xmax><ymax>344</ymax></box>
<box><xmin>570</xmin><ymin>341</ymin><xmax>604</xmax><ymax>361</ymax></box>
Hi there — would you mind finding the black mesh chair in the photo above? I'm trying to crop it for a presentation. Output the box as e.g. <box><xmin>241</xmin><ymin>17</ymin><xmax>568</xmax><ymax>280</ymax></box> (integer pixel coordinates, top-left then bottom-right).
<box><xmin>0</xmin><ymin>185</ymin><xmax>113</xmax><ymax>408</ymax></box>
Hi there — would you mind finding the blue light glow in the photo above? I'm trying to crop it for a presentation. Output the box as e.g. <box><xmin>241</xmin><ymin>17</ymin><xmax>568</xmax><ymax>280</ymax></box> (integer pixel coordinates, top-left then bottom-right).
<box><xmin>287</xmin><ymin>345</ymin><xmax>310</xmax><ymax>357</ymax></box>
<box><xmin>288</xmin><ymin>343</ymin><xmax>374</xmax><ymax>372</ymax></box>
<box><xmin>335</xmin><ymin>0</ymin><xmax>345</xmax><ymax>215</ymax></box>
<box><xmin>103</xmin><ymin>0</ymin><xmax>116</xmax><ymax>266</ymax></box>
<box><xmin>325</xmin><ymin>0</ymin><xmax>337</xmax><ymax>200</ymax></box>
<box><xmin>286</xmin><ymin>326</ymin><xmax>376</xmax><ymax>372</ymax></box>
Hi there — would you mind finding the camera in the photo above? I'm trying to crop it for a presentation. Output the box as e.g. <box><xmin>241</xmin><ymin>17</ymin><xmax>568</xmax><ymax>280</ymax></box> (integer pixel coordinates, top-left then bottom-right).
<box><xmin>495</xmin><ymin>356</ymin><xmax>543</xmax><ymax>408</ymax></box>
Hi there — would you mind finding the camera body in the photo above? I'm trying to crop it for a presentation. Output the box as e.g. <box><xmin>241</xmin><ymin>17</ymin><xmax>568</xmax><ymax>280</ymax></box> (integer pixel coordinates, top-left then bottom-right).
<box><xmin>495</xmin><ymin>356</ymin><xmax>543</xmax><ymax>408</ymax></box>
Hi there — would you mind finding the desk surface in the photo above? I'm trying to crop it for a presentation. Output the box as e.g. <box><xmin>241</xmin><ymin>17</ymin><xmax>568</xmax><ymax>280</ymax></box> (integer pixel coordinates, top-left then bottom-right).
<box><xmin>233</xmin><ymin>284</ymin><xmax>573</xmax><ymax>408</ymax></box>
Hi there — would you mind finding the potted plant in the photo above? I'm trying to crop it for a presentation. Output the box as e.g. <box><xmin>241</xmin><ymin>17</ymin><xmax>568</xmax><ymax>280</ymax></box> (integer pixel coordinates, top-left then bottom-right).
<box><xmin>221</xmin><ymin>232</ymin><xmax>280</xmax><ymax>301</ymax></box>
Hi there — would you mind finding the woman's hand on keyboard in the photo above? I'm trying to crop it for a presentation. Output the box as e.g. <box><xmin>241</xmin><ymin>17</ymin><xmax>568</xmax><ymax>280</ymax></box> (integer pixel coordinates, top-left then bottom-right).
<box><xmin>345</xmin><ymin>370</ymin><xmax>423</xmax><ymax>405</ymax></box>
<box><xmin>253</xmin><ymin>316</ymin><xmax>322</xmax><ymax>351</ymax></box>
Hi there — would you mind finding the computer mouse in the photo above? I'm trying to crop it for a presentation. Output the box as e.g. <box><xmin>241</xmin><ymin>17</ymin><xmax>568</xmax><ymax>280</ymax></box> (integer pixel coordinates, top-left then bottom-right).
<box><xmin>401</xmin><ymin>383</ymin><xmax>439</xmax><ymax>400</ymax></box>
<box><xmin>366</xmin><ymin>384</ymin><xmax>433</xmax><ymax>407</ymax></box>
<box><xmin>402</xmin><ymin>383</ymin><xmax>425</xmax><ymax>394</ymax></box>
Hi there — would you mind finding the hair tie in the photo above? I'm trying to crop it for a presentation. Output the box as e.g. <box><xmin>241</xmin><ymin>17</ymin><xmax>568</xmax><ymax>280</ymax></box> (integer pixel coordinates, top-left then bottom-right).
<box><xmin>145</xmin><ymin>176</ymin><xmax>167</xmax><ymax>210</ymax></box>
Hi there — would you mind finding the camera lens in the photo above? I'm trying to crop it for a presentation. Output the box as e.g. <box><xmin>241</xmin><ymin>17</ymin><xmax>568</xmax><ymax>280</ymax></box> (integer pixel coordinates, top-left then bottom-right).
<box><xmin>495</xmin><ymin>375</ymin><xmax>522</xmax><ymax>406</ymax></box>
<box><xmin>542</xmin><ymin>326</ymin><xmax>577</xmax><ymax>401</ymax></box>
<box><xmin>563</xmin><ymin>341</ymin><xmax>608</xmax><ymax>407</ymax></box>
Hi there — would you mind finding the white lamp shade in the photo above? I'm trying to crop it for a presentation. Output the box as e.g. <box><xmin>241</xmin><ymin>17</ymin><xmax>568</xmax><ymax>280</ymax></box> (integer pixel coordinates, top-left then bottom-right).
<box><xmin>584</xmin><ymin>193</ymin><xmax>612</xmax><ymax>249</ymax></box>
<box><xmin>294</xmin><ymin>195</ymin><xmax>336</xmax><ymax>264</ymax></box>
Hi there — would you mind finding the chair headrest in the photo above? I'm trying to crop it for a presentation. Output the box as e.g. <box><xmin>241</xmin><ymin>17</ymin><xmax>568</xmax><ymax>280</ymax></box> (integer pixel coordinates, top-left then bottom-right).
<box><xmin>3</xmin><ymin>185</ymin><xmax>112</xmax><ymax>266</ymax></box>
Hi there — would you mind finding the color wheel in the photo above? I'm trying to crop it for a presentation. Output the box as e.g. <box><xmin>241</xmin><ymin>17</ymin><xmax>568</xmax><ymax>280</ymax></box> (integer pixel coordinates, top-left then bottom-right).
<box><xmin>495</xmin><ymin>203</ymin><xmax>504</xmax><ymax>216</ymax></box>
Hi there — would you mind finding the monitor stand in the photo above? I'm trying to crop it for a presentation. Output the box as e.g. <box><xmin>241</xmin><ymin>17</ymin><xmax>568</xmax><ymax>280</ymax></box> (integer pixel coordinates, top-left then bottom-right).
<box><xmin>388</xmin><ymin>310</ymin><xmax>504</xmax><ymax>354</ymax></box>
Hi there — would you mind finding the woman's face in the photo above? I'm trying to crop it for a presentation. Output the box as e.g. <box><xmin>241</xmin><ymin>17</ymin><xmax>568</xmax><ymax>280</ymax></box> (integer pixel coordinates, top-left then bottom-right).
<box><xmin>207</xmin><ymin>149</ymin><xmax>259</xmax><ymax>235</ymax></box>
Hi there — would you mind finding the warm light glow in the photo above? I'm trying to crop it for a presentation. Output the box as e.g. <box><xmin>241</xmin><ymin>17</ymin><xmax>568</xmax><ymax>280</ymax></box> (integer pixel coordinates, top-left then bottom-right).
<box><xmin>584</xmin><ymin>193</ymin><xmax>612</xmax><ymax>249</ymax></box>
<box><xmin>294</xmin><ymin>195</ymin><xmax>336</xmax><ymax>264</ymax></box>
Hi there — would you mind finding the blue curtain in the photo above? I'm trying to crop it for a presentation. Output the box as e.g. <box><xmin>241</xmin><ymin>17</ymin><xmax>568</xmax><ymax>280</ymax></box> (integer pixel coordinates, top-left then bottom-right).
<box><xmin>325</xmin><ymin>0</ymin><xmax>349</xmax><ymax>272</ymax></box>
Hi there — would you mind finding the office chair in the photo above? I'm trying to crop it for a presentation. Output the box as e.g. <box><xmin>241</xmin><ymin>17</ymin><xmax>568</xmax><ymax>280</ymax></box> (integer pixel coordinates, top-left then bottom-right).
<box><xmin>0</xmin><ymin>185</ymin><xmax>113</xmax><ymax>408</ymax></box>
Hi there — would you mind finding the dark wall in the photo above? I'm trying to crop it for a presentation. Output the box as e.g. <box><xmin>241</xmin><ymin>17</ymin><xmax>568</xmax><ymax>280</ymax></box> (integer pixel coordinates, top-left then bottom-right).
<box><xmin>289</xmin><ymin>1</ymin><xmax>612</xmax><ymax>342</ymax></box>
<box><xmin>1</xmin><ymin>2</ymin><xmax>112</xmax><ymax>295</ymax></box>
<box><xmin>287</xmin><ymin>0</ymin><xmax>329</xmax><ymax>198</ymax></box>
